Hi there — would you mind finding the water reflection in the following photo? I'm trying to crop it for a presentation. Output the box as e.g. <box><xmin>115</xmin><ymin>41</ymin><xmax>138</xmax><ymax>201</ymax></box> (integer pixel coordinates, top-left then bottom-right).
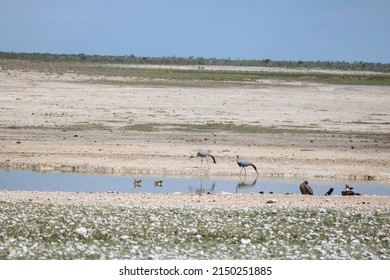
<box><xmin>0</xmin><ymin>169</ymin><xmax>389</xmax><ymax>196</ymax></box>
<box><xmin>236</xmin><ymin>175</ymin><xmax>257</xmax><ymax>193</ymax></box>
<box><xmin>187</xmin><ymin>178</ymin><xmax>216</xmax><ymax>194</ymax></box>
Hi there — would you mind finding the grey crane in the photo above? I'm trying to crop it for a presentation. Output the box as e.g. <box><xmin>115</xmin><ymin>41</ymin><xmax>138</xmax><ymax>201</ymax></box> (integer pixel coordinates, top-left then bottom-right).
<box><xmin>236</xmin><ymin>155</ymin><xmax>258</xmax><ymax>175</ymax></box>
<box><xmin>189</xmin><ymin>150</ymin><xmax>216</xmax><ymax>167</ymax></box>
<box><xmin>299</xmin><ymin>180</ymin><xmax>313</xmax><ymax>195</ymax></box>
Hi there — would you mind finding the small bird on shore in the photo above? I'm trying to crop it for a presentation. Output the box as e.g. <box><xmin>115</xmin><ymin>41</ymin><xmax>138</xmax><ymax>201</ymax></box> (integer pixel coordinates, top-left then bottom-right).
<box><xmin>342</xmin><ymin>189</ymin><xmax>361</xmax><ymax>196</ymax></box>
<box><xmin>325</xmin><ymin>187</ymin><xmax>334</xmax><ymax>196</ymax></box>
<box><xmin>236</xmin><ymin>155</ymin><xmax>258</xmax><ymax>175</ymax></box>
<box><xmin>134</xmin><ymin>179</ymin><xmax>142</xmax><ymax>188</ymax></box>
<box><xmin>154</xmin><ymin>180</ymin><xmax>163</xmax><ymax>187</ymax></box>
<box><xmin>299</xmin><ymin>180</ymin><xmax>313</xmax><ymax>195</ymax></box>
<box><xmin>189</xmin><ymin>150</ymin><xmax>216</xmax><ymax>167</ymax></box>
<box><xmin>342</xmin><ymin>184</ymin><xmax>361</xmax><ymax>196</ymax></box>
<box><xmin>345</xmin><ymin>184</ymin><xmax>354</xmax><ymax>191</ymax></box>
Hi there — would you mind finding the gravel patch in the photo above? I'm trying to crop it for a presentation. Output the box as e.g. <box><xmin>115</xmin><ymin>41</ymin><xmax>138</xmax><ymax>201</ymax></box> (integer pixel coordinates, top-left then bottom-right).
<box><xmin>0</xmin><ymin>191</ymin><xmax>389</xmax><ymax>260</ymax></box>
<box><xmin>0</xmin><ymin>191</ymin><xmax>389</xmax><ymax>211</ymax></box>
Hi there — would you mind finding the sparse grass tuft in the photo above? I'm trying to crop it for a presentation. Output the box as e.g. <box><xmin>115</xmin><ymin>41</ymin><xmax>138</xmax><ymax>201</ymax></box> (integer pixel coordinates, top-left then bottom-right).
<box><xmin>120</xmin><ymin>123</ymin><xmax>311</xmax><ymax>134</ymax></box>
<box><xmin>121</xmin><ymin>123</ymin><xmax>158</xmax><ymax>132</ymax></box>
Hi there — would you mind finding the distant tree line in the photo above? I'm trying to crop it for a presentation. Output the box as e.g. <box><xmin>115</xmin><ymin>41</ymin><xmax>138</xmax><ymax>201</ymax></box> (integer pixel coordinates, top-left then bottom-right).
<box><xmin>0</xmin><ymin>51</ymin><xmax>389</xmax><ymax>72</ymax></box>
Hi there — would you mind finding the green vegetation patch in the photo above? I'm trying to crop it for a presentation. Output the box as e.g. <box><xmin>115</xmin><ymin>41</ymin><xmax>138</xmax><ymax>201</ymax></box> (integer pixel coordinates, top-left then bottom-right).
<box><xmin>2</xmin><ymin>53</ymin><xmax>390</xmax><ymax>86</ymax></box>
<box><xmin>172</xmin><ymin>123</ymin><xmax>309</xmax><ymax>133</ymax></box>
<box><xmin>121</xmin><ymin>123</ymin><xmax>158</xmax><ymax>132</ymax></box>
<box><xmin>120</xmin><ymin>122</ymin><xmax>311</xmax><ymax>134</ymax></box>
<box><xmin>3</xmin><ymin>122</ymin><xmax>308</xmax><ymax>134</ymax></box>
<box><xmin>58</xmin><ymin>123</ymin><xmax>112</xmax><ymax>131</ymax></box>
<box><xmin>2</xmin><ymin>52</ymin><xmax>390</xmax><ymax>73</ymax></box>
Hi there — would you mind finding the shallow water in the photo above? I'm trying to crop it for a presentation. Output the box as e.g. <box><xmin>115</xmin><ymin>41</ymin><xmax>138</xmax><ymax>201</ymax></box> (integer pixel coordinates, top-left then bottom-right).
<box><xmin>1</xmin><ymin>169</ymin><xmax>389</xmax><ymax>196</ymax></box>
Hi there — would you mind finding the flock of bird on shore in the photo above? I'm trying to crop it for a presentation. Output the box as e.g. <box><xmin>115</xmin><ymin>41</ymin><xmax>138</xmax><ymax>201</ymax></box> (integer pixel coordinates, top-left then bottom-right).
<box><xmin>134</xmin><ymin>149</ymin><xmax>362</xmax><ymax>196</ymax></box>
<box><xmin>299</xmin><ymin>180</ymin><xmax>361</xmax><ymax>196</ymax></box>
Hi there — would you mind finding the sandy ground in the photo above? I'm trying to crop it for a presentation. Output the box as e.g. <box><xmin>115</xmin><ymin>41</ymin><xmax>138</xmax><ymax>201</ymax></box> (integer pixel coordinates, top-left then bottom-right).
<box><xmin>0</xmin><ymin>66</ymin><xmax>389</xmax><ymax>208</ymax></box>
<box><xmin>1</xmin><ymin>67</ymin><xmax>389</xmax><ymax>181</ymax></box>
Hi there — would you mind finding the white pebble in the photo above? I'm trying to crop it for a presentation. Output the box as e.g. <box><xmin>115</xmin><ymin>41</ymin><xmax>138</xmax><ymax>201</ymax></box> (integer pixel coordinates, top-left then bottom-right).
<box><xmin>73</xmin><ymin>227</ymin><xmax>88</xmax><ymax>237</ymax></box>
<box><xmin>241</xmin><ymin>238</ymin><xmax>251</xmax><ymax>245</ymax></box>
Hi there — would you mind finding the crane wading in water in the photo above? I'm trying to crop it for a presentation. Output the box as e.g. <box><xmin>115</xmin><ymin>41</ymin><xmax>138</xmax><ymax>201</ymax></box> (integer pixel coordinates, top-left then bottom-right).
<box><xmin>236</xmin><ymin>155</ymin><xmax>258</xmax><ymax>175</ymax></box>
<box><xmin>189</xmin><ymin>150</ymin><xmax>216</xmax><ymax>167</ymax></box>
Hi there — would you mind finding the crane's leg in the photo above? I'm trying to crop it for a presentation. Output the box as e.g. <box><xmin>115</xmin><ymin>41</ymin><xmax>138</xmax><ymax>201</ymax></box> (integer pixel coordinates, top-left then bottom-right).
<box><xmin>239</xmin><ymin>167</ymin><xmax>243</xmax><ymax>175</ymax></box>
<box><xmin>200</xmin><ymin>157</ymin><xmax>203</xmax><ymax>168</ymax></box>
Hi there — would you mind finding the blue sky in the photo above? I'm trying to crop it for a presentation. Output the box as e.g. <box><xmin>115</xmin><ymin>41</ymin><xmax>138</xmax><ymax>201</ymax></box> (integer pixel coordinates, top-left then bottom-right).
<box><xmin>1</xmin><ymin>0</ymin><xmax>389</xmax><ymax>63</ymax></box>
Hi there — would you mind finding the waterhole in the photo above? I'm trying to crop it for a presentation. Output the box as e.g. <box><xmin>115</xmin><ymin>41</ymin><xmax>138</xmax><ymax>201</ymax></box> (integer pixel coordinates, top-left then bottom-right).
<box><xmin>1</xmin><ymin>169</ymin><xmax>389</xmax><ymax>196</ymax></box>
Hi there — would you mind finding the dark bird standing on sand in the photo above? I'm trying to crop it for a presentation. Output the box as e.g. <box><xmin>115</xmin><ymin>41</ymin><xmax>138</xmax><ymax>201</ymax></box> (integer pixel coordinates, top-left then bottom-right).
<box><xmin>342</xmin><ymin>184</ymin><xmax>361</xmax><ymax>196</ymax></box>
<box><xmin>342</xmin><ymin>189</ymin><xmax>361</xmax><ymax>196</ymax></box>
<box><xmin>300</xmin><ymin>180</ymin><xmax>313</xmax><ymax>195</ymax></box>
<box><xmin>236</xmin><ymin>155</ymin><xmax>258</xmax><ymax>175</ymax></box>
<box><xmin>189</xmin><ymin>150</ymin><xmax>216</xmax><ymax>167</ymax></box>
<box><xmin>325</xmin><ymin>187</ymin><xmax>334</xmax><ymax>196</ymax></box>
